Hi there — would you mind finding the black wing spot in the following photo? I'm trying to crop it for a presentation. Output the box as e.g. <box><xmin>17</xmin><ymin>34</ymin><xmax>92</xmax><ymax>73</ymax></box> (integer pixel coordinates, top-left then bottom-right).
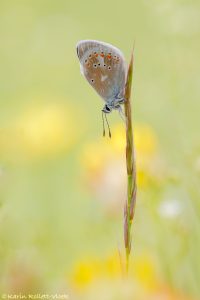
<box><xmin>108</xmin><ymin>66</ymin><xmax>111</xmax><ymax>70</ymax></box>
<box><xmin>93</xmin><ymin>64</ymin><xmax>97</xmax><ymax>68</ymax></box>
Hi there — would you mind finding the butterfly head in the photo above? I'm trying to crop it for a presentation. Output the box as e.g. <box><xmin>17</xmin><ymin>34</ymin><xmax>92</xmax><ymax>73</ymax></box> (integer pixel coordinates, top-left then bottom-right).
<box><xmin>102</xmin><ymin>96</ymin><xmax>125</xmax><ymax>114</ymax></box>
<box><xmin>102</xmin><ymin>104</ymin><xmax>112</xmax><ymax>114</ymax></box>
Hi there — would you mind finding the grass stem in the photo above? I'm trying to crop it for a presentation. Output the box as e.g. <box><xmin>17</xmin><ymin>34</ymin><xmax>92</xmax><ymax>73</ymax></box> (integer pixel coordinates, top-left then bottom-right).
<box><xmin>123</xmin><ymin>49</ymin><xmax>137</xmax><ymax>273</ymax></box>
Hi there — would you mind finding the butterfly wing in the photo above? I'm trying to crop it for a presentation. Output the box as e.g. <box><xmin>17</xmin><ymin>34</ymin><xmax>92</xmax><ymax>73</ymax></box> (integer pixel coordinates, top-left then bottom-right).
<box><xmin>76</xmin><ymin>40</ymin><xmax>127</xmax><ymax>103</ymax></box>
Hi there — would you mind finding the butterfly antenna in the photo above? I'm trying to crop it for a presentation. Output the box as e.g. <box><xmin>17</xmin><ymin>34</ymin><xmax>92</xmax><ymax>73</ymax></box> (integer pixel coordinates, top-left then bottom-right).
<box><xmin>105</xmin><ymin>113</ymin><xmax>112</xmax><ymax>138</ymax></box>
<box><xmin>102</xmin><ymin>111</ymin><xmax>105</xmax><ymax>137</ymax></box>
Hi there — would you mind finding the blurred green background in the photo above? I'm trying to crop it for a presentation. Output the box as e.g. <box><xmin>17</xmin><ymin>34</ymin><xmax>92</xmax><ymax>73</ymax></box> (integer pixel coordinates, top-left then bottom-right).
<box><xmin>0</xmin><ymin>0</ymin><xmax>200</xmax><ymax>299</ymax></box>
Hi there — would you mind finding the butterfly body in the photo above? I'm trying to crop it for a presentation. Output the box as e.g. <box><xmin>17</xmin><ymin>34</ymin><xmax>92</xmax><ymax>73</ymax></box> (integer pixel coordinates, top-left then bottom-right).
<box><xmin>76</xmin><ymin>40</ymin><xmax>127</xmax><ymax>114</ymax></box>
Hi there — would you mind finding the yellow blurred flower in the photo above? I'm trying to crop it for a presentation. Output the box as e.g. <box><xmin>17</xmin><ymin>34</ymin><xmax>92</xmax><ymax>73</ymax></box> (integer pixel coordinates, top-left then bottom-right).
<box><xmin>81</xmin><ymin>123</ymin><xmax>126</xmax><ymax>175</ymax></box>
<box><xmin>103</xmin><ymin>253</ymin><xmax>122</xmax><ymax>278</ymax></box>
<box><xmin>109</xmin><ymin>123</ymin><xmax>126</xmax><ymax>154</ymax></box>
<box><xmin>129</xmin><ymin>254</ymin><xmax>157</xmax><ymax>291</ymax></box>
<box><xmin>70</xmin><ymin>253</ymin><xmax>194</xmax><ymax>300</ymax></box>
<box><xmin>135</xmin><ymin>124</ymin><xmax>158</xmax><ymax>158</ymax></box>
<box><xmin>80</xmin><ymin>122</ymin><xmax>163</xmax><ymax>214</ymax></box>
<box><xmin>71</xmin><ymin>258</ymin><xmax>101</xmax><ymax>290</ymax></box>
<box><xmin>1</xmin><ymin>100</ymin><xmax>82</xmax><ymax>162</ymax></box>
<box><xmin>72</xmin><ymin>252</ymin><xmax>156</xmax><ymax>287</ymax></box>
<box><xmin>81</xmin><ymin>122</ymin><xmax>161</xmax><ymax>187</ymax></box>
<box><xmin>70</xmin><ymin>253</ymin><xmax>157</xmax><ymax>290</ymax></box>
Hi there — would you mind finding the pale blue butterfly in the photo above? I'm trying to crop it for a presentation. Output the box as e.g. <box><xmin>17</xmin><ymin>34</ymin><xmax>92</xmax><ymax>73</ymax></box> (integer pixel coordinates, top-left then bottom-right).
<box><xmin>76</xmin><ymin>40</ymin><xmax>127</xmax><ymax>137</ymax></box>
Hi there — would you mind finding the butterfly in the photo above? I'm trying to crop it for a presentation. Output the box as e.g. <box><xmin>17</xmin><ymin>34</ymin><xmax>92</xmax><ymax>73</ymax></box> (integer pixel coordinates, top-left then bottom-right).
<box><xmin>76</xmin><ymin>40</ymin><xmax>127</xmax><ymax>137</ymax></box>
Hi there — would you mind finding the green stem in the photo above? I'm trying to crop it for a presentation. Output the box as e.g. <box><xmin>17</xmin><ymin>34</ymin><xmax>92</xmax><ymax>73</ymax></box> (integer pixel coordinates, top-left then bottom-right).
<box><xmin>123</xmin><ymin>50</ymin><xmax>137</xmax><ymax>274</ymax></box>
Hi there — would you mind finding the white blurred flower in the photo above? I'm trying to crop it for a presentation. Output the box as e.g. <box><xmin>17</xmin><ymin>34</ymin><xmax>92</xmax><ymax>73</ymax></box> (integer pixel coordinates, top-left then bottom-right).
<box><xmin>158</xmin><ymin>199</ymin><xmax>182</xmax><ymax>219</ymax></box>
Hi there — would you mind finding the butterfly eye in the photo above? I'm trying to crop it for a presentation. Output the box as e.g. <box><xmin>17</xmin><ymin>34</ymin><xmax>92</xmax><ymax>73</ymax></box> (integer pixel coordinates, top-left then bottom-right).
<box><xmin>105</xmin><ymin>105</ymin><xmax>111</xmax><ymax>112</ymax></box>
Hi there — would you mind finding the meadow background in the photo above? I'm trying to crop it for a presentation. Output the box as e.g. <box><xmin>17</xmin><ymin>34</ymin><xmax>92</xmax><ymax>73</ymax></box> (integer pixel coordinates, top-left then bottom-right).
<box><xmin>0</xmin><ymin>0</ymin><xmax>200</xmax><ymax>299</ymax></box>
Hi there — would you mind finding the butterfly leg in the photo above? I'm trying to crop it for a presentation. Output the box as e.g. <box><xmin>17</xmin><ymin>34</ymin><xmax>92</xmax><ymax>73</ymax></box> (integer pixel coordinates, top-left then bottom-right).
<box><xmin>115</xmin><ymin>98</ymin><xmax>125</xmax><ymax>105</ymax></box>
<box><xmin>118</xmin><ymin>105</ymin><xmax>126</xmax><ymax>123</ymax></box>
